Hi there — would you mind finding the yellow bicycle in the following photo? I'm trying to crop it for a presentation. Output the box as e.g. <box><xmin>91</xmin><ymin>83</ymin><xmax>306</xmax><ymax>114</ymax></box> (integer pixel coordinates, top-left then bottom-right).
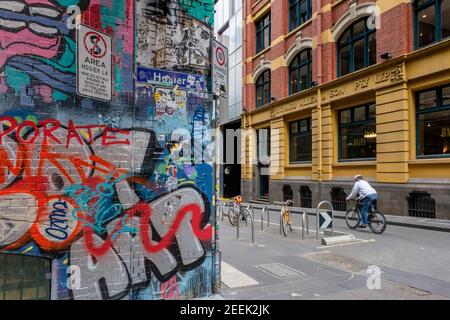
<box><xmin>274</xmin><ymin>200</ymin><xmax>294</xmax><ymax>236</ymax></box>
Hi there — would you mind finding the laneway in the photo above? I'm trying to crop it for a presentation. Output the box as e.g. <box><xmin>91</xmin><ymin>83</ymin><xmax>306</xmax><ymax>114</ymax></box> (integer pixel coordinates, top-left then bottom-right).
<box><xmin>218</xmin><ymin>210</ymin><xmax>450</xmax><ymax>300</ymax></box>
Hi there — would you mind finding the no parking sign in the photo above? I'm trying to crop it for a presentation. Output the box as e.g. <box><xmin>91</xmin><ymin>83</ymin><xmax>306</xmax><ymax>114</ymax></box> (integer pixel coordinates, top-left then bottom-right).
<box><xmin>212</xmin><ymin>39</ymin><xmax>228</xmax><ymax>98</ymax></box>
<box><xmin>77</xmin><ymin>24</ymin><xmax>112</xmax><ymax>101</ymax></box>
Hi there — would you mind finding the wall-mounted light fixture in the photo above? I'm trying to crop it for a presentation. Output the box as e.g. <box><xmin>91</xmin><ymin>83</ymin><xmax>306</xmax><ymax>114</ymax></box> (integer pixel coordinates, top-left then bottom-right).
<box><xmin>381</xmin><ymin>52</ymin><xmax>393</xmax><ymax>60</ymax></box>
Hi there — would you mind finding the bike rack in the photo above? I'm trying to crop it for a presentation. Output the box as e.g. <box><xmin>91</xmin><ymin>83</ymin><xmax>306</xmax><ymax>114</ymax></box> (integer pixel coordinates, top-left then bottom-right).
<box><xmin>259</xmin><ymin>206</ymin><xmax>264</xmax><ymax>231</ymax></box>
<box><xmin>300</xmin><ymin>211</ymin><xmax>310</xmax><ymax>240</ymax></box>
<box><xmin>279</xmin><ymin>209</ymin><xmax>283</xmax><ymax>235</ymax></box>
<box><xmin>219</xmin><ymin>201</ymin><xmax>227</xmax><ymax>221</ymax></box>
<box><xmin>236</xmin><ymin>204</ymin><xmax>255</xmax><ymax>245</ymax></box>
<box><xmin>250</xmin><ymin>207</ymin><xmax>255</xmax><ymax>245</ymax></box>
<box><xmin>316</xmin><ymin>201</ymin><xmax>334</xmax><ymax>240</ymax></box>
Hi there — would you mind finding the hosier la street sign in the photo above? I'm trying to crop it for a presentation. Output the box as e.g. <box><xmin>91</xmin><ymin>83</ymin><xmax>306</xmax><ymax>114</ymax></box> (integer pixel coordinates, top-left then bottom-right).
<box><xmin>137</xmin><ymin>66</ymin><xmax>206</xmax><ymax>91</ymax></box>
<box><xmin>77</xmin><ymin>24</ymin><xmax>112</xmax><ymax>101</ymax></box>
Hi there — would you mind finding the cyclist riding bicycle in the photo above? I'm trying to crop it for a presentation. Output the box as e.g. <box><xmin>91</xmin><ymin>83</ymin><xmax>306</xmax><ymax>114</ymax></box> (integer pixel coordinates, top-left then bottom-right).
<box><xmin>346</xmin><ymin>175</ymin><xmax>377</xmax><ymax>229</ymax></box>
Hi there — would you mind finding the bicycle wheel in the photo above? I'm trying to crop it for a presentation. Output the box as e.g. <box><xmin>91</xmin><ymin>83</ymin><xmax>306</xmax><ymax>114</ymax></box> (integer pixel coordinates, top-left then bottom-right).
<box><xmin>369</xmin><ymin>211</ymin><xmax>387</xmax><ymax>234</ymax></box>
<box><xmin>240</xmin><ymin>208</ymin><xmax>251</xmax><ymax>226</ymax></box>
<box><xmin>281</xmin><ymin>210</ymin><xmax>288</xmax><ymax>237</ymax></box>
<box><xmin>345</xmin><ymin>209</ymin><xmax>360</xmax><ymax>229</ymax></box>
<box><xmin>228</xmin><ymin>206</ymin><xmax>237</xmax><ymax>226</ymax></box>
<box><xmin>287</xmin><ymin>211</ymin><xmax>294</xmax><ymax>231</ymax></box>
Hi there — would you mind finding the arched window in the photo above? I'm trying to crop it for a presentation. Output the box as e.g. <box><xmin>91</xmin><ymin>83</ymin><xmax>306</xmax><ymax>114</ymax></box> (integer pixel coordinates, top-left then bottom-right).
<box><xmin>337</xmin><ymin>18</ymin><xmax>376</xmax><ymax>77</ymax></box>
<box><xmin>330</xmin><ymin>187</ymin><xmax>347</xmax><ymax>211</ymax></box>
<box><xmin>414</xmin><ymin>0</ymin><xmax>450</xmax><ymax>49</ymax></box>
<box><xmin>289</xmin><ymin>49</ymin><xmax>312</xmax><ymax>95</ymax></box>
<box><xmin>300</xmin><ymin>186</ymin><xmax>312</xmax><ymax>208</ymax></box>
<box><xmin>283</xmin><ymin>185</ymin><xmax>294</xmax><ymax>203</ymax></box>
<box><xmin>255</xmin><ymin>70</ymin><xmax>271</xmax><ymax>108</ymax></box>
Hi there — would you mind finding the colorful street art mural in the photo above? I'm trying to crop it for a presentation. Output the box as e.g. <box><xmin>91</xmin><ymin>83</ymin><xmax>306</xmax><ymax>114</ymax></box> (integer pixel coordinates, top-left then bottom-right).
<box><xmin>0</xmin><ymin>0</ymin><xmax>216</xmax><ymax>300</ymax></box>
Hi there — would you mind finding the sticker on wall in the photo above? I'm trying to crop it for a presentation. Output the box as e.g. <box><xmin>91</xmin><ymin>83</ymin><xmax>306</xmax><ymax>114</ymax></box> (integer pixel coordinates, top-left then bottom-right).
<box><xmin>77</xmin><ymin>24</ymin><xmax>112</xmax><ymax>101</ymax></box>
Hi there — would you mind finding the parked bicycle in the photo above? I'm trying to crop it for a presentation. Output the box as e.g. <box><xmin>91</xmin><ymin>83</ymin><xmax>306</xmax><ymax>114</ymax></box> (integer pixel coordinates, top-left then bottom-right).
<box><xmin>227</xmin><ymin>196</ymin><xmax>252</xmax><ymax>226</ymax></box>
<box><xmin>345</xmin><ymin>199</ymin><xmax>387</xmax><ymax>234</ymax></box>
<box><xmin>274</xmin><ymin>200</ymin><xmax>294</xmax><ymax>237</ymax></box>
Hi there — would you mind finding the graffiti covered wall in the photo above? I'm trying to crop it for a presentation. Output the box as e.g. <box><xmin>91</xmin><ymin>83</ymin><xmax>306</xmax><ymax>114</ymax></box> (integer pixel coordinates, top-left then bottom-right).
<box><xmin>0</xmin><ymin>0</ymin><xmax>216</xmax><ymax>300</ymax></box>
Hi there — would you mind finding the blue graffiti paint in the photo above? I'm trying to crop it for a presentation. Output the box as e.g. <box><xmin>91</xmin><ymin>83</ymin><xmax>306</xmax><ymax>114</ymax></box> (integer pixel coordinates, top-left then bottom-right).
<box><xmin>65</xmin><ymin>174</ymin><xmax>137</xmax><ymax>239</ymax></box>
<box><xmin>45</xmin><ymin>201</ymin><xmax>70</xmax><ymax>241</ymax></box>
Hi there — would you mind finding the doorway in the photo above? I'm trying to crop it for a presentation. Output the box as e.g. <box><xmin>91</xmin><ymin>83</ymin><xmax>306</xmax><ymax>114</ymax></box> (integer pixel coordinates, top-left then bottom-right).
<box><xmin>0</xmin><ymin>254</ymin><xmax>51</xmax><ymax>300</ymax></box>
<box><xmin>222</xmin><ymin>121</ymin><xmax>242</xmax><ymax>198</ymax></box>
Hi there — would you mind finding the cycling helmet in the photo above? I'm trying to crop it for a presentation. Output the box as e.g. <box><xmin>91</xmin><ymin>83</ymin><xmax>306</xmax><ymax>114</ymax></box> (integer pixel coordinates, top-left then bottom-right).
<box><xmin>353</xmin><ymin>175</ymin><xmax>363</xmax><ymax>181</ymax></box>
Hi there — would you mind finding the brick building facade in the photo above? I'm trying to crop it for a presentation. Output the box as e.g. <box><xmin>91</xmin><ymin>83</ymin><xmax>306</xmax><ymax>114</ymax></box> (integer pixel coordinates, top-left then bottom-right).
<box><xmin>241</xmin><ymin>0</ymin><xmax>450</xmax><ymax>219</ymax></box>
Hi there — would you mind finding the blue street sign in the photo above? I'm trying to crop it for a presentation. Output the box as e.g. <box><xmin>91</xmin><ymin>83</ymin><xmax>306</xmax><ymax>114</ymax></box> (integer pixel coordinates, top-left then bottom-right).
<box><xmin>137</xmin><ymin>66</ymin><xmax>206</xmax><ymax>91</ymax></box>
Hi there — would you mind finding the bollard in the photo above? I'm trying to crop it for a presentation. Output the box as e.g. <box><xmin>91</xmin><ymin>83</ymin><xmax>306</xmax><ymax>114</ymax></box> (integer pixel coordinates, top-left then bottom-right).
<box><xmin>221</xmin><ymin>203</ymin><xmax>225</xmax><ymax>221</ymax></box>
<box><xmin>279</xmin><ymin>210</ymin><xmax>282</xmax><ymax>235</ymax></box>
<box><xmin>316</xmin><ymin>207</ymin><xmax>319</xmax><ymax>240</ymax></box>
<box><xmin>306</xmin><ymin>211</ymin><xmax>309</xmax><ymax>236</ymax></box>
<box><xmin>260</xmin><ymin>207</ymin><xmax>265</xmax><ymax>231</ymax></box>
<box><xmin>302</xmin><ymin>212</ymin><xmax>306</xmax><ymax>240</ymax></box>
<box><xmin>236</xmin><ymin>208</ymin><xmax>240</xmax><ymax>240</ymax></box>
<box><xmin>251</xmin><ymin>210</ymin><xmax>255</xmax><ymax>245</ymax></box>
<box><xmin>331</xmin><ymin>209</ymin><xmax>334</xmax><ymax>237</ymax></box>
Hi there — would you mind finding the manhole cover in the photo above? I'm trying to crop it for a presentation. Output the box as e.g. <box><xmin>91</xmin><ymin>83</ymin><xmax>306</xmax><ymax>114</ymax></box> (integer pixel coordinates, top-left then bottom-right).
<box><xmin>256</xmin><ymin>263</ymin><xmax>304</xmax><ymax>278</ymax></box>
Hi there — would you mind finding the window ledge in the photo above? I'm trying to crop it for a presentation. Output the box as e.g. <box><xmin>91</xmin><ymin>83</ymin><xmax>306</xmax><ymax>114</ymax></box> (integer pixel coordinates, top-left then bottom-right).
<box><xmin>333</xmin><ymin>161</ymin><xmax>377</xmax><ymax>167</ymax></box>
<box><xmin>331</xmin><ymin>0</ymin><xmax>346</xmax><ymax>8</ymax></box>
<box><xmin>286</xmin><ymin>163</ymin><xmax>312</xmax><ymax>168</ymax></box>
<box><xmin>284</xmin><ymin>19</ymin><xmax>313</xmax><ymax>40</ymax></box>
<box><xmin>252</xmin><ymin>46</ymin><xmax>271</xmax><ymax>61</ymax></box>
<box><xmin>409</xmin><ymin>158</ymin><xmax>450</xmax><ymax>165</ymax></box>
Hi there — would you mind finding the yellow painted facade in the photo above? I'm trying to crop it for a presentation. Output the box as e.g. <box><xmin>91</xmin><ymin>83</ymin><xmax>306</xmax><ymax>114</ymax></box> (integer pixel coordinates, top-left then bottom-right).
<box><xmin>242</xmin><ymin>40</ymin><xmax>450</xmax><ymax>184</ymax></box>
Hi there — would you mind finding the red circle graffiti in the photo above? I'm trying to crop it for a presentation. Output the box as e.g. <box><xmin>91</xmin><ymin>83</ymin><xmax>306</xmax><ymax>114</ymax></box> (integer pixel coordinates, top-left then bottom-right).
<box><xmin>31</xmin><ymin>195</ymin><xmax>83</xmax><ymax>252</ymax></box>
<box><xmin>0</xmin><ymin>189</ymin><xmax>44</xmax><ymax>251</ymax></box>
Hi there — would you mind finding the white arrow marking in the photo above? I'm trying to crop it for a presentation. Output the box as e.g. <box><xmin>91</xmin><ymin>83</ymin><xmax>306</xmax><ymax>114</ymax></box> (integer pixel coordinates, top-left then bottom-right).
<box><xmin>320</xmin><ymin>211</ymin><xmax>332</xmax><ymax>229</ymax></box>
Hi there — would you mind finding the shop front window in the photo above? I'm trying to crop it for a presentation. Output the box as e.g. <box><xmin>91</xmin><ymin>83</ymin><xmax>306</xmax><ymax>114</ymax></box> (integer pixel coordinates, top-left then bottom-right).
<box><xmin>417</xmin><ymin>85</ymin><xmax>450</xmax><ymax>157</ymax></box>
<box><xmin>289</xmin><ymin>118</ymin><xmax>312</xmax><ymax>163</ymax></box>
<box><xmin>339</xmin><ymin>103</ymin><xmax>377</xmax><ymax>160</ymax></box>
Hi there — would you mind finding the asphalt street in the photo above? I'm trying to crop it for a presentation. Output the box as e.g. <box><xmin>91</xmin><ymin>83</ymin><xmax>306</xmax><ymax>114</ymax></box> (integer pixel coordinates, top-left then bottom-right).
<box><xmin>217</xmin><ymin>207</ymin><xmax>450</xmax><ymax>300</ymax></box>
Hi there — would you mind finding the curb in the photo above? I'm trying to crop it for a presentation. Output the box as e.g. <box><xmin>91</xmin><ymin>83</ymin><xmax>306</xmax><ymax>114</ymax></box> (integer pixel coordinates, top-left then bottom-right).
<box><xmin>238</xmin><ymin>202</ymin><xmax>450</xmax><ymax>234</ymax></box>
<box><xmin>321</xmin><ymin>234</ymin><xmax>357</xmax><ymax>246</ymax></box>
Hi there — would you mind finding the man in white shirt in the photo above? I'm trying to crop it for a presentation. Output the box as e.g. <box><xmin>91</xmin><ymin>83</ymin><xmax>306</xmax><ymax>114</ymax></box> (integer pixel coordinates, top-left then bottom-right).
<box><xmin>346</xmin><ymin>175</ymin><xmax>377</xmax><ymax>228</ymax></box>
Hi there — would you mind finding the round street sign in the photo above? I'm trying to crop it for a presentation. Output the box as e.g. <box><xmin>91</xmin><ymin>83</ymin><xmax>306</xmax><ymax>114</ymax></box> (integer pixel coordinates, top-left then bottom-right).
<box><xmin>216</xmin><ymin>46</ymin><xmax>225</xmax><ymax>66</ymax></box>
<box><xmin>83</xmin><ymin>31</ymin><xmax>108</xmax><ymax>59</ymax></box>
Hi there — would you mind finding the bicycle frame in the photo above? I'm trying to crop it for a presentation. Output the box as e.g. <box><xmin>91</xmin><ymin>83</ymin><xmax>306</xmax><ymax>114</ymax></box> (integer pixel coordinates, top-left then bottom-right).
<box><xmin>351</xmin><ymin>199</ymin><xmax>376</xmax><ymax>217</ymax></box>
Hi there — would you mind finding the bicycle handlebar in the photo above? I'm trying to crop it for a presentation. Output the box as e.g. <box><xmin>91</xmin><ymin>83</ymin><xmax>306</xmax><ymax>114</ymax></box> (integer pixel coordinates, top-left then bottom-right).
<box><xmin>273</xmin><ymin>200</ymin><xmax>293</xmax><ymax>206</ymax></box>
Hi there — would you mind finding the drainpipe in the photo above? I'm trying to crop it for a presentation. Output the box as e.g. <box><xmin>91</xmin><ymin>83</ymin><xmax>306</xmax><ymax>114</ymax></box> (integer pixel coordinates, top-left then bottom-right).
<box><xmin>317</xmin><ymin>0</ymin><xmax>323</xmax><ymax>202</ymax></box>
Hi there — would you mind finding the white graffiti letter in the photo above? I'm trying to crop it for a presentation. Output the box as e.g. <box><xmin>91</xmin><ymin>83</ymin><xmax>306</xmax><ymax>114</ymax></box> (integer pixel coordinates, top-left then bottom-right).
<box><xmin>66</xmin><ymin>5</ymin><xmax>82</xmax><ymax>30</ymax></box>
<box><xmin>67</xmin><ymin>265</ymin><xmax>81</xmax><ymax>290</ymax></box>
<box><xmin>367</xmin><ymin>265</ymin><xmax>382</xmax><ymax>290</ymax></box>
